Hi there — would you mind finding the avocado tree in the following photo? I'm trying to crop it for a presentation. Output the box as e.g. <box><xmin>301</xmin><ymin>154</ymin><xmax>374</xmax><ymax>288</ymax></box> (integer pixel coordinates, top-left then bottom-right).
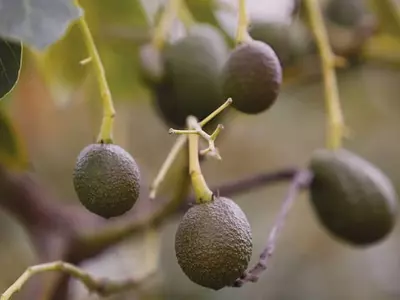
<box><xmin>0</xmin><ymin>0</ymin><xmax>400</xmax><ymax>299</ymax></box>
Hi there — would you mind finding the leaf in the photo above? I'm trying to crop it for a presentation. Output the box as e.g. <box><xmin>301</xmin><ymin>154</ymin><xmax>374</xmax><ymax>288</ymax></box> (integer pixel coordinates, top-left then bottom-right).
<box><xmin>32</xmin><ymin>21</ymin><xmax>89</xmax><ymax>107</ymax></box>
<box><xmin>185</xmin><ymin>0</ymin><xmax>234</xmax><ymax>46</ymax></box>
<box><xmin>0</xmin><ymin>105</ymin><xmax>29</xmax><ymax>170</ymax></box>
<box><xmin>78</xmin><ymin>0</ymin><xmax>151</xmax><ymax>101</ymax></box>
<box><xmin>0</xmin><ymin>0</ymin><xmax>83</xmax><ymax>50</ymax></box>
<box><xmin>368</xmin><ymin>0</ymin><xmax>400</xmax><ymax>38</ymax></box>
<box><xmin>0</xmin><ymin>39</ymin><xmax>22</xmax><ymax>100</ymax></box>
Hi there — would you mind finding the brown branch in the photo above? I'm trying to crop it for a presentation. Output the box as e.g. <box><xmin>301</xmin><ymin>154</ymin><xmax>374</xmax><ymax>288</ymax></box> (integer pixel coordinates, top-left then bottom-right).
<box><xmin>232</xmin><ymin>169</ymin><xmax>313</xmax><ymax>287</ymax></box>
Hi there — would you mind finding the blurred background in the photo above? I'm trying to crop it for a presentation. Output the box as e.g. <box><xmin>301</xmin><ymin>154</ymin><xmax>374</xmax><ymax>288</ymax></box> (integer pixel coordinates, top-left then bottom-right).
<box><xmin>2</xmin><ymin>0</ymin><xmax>400</xmax><ymax>299</ymax></box>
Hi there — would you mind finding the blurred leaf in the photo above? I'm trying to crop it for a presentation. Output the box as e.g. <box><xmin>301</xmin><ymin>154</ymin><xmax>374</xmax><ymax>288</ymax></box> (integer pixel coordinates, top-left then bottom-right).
<box><xmin>368</xmin><ymin>0</ymin><xmax>400</xmax><ymax>38</ymax></box>
<box><xmin>0</xmin><ymin>39</ymin><xmax>22</xmax><ymax>100</ymax></box>
<box><xmin>139</xmin><ymin>0</ymin><xmax>164</xmax><ymax>26</ymax></box>
<box><xmin>0</xmin><ymin>0</ymin><xmax>83</xmax><ymax>50</ymax></box>
<box><xmin>0</xmin><ymin>105</ymin><xmax>29</xmax><ymax>170</ymax></box>
<box><xmin>77</xmin><ymin>0</ymin><xmax>150</xmax><ymax>101</ymax></box>
<box><xmin>32</xmin><ymin>21</ymin><xmax>88</xmax><ymax>107</ymax></box>
<box><xmin>185</xmin><ymin>0</ymin><xmax>234</xmax><ymax>46</ymax></box>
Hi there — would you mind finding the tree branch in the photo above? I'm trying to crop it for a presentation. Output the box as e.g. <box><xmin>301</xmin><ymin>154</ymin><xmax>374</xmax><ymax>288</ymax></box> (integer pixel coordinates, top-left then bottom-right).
<box><xmin>0</xmin><ymin>261</ymin><xmax>153</xmax><ymax>300</ymax></box>
<box><xmin>232</xmin><ymin>169</ymin><xmax>313</xmax><ymax>287</ymax></box>
<box><xmin>0</xmin><ymin>165</ymin><xmax>304</xmax><ymax>300</ymax></box>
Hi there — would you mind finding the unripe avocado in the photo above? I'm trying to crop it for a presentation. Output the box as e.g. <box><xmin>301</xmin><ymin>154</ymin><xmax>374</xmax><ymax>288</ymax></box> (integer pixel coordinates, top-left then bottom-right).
<box><xmin>138</xmin><ymin>43</ymin><xmax>164</xmax><ymax>86</ymax></box>
<box><xmin>153</xmin><ymin>24</ymin><xmax>228</xmax><ymax>129</ymax></box>
<box><xmin>73</xmin><ymin>143</ymin><xmax>141</xmax><ymax>219</ymax></box>
<box><xmin>175</xmin><ymin>197</ymin><xmax>252</xmax><ymax>290</ymax></box>
<box><xmin>325</xmin><ymin>0</ymin><xmax>365</xmax><ymax>27</ymax></box>
<box><xmin>221</xmin><ymin>40</ymin><xmax>282</xmax><ymax>114</ymax></box>
<box><xmin>248</xmin><ymin>21</ymin><xmax>311</xmax><ymax>68</ymax></box>
<box><xmin>309</xmin><ymin>148</ymin><xmax>398</xmax><ymax>246</ymax></box>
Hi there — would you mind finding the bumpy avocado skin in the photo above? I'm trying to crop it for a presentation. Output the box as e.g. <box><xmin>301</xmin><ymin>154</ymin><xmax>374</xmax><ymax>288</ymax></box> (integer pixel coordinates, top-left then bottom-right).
<box><xmin>309</xmin><ymin>148</ymin><xmax>398</xmax><ymax>246</ymax></box>
<box><xmin>175</xmin><ymin>197</ymin><xmax>252</xmax><ymax>290</ymax></box>
<box><xmin>73</xmin><ymin>143</ymin><xmax>141</xmax><ymax>219</ymax></box>
<box><xmin>221</xmin><ymin>40</ymin><xmax>282</xmax><ymax>115</ymax></box>
<box><xmin>153</xmin><ymin>24</ymin><xmax>228</xmax><ymax>129</ymax></box>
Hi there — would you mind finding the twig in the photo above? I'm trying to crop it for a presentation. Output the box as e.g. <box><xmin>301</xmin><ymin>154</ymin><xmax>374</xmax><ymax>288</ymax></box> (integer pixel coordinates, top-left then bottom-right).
<box><xmin>152</xmin><ymin>0</ymin><xmax>182</xmax><ymax>50</ymax></box>
<box><xmin>209</xmin><ymin>168</ymin><xmax>299</xmax><ymax>199</ymax></box>
<box><xmin>78</xmin><ymin>9</ymin><xmax>116</xmax><ymax>144</ymax></box>
<box><xmin>149</xmin><ymin>135</ymin><xmax>187</xmax><ymax>199</ymax></box>
<box><xmin>232</xmin><ymin>169</ymin><xmax>313</xmax><ymax>287</ymax></box>
<box><xmin>149</xmin><ymin>98</ymin><xmax>232</xmax><ymax>199</ymax></box>
<box><xmin>303</xmin><ymin>0</ymin><xmax>346</xmax><ymax>149</ymax></box>
<box><xmin>0</xmin><ymin>261</ymin><xmax>152</xmax><ymax>300</ymax></box>
<box><xmin>236</xmin><ymin>0</ymin><xmax>250</xmax><ymax>43</ymax></box>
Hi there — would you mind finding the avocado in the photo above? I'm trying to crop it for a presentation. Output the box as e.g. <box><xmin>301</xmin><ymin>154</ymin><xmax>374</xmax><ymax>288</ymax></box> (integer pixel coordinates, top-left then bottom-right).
<box><xmin>248</xmin><ymin>20</ymin><xmax>312</xmax><ymax>68</ymax></box>
<box><xmin>309</xmin><ymin>148</ymin><xmax>398</xmax><ymax>246</ymax></box>
<box><xmin>221</xmin><ymin>40</ymin><xmax>282</xmax><ymax>114</ymax></box>
<box><xmin>73</xmin><ymin>143</ymin><xmax>141</xmax><ymax>219</ymax></box>
<box><xmin>152</xmin><ymin>24</ymin><xmax>229</xmax><ymax>129</ymax></box>
<box><xmin>138</xmin><ymin>43</ymin><xmax>164</xmax><ymax>86</ymax></box>
<box><xmin>175</xmin><ymin>196</ymin><xmax>252</xmax><ymax>290</ymax></box>
<box><xmin>325</xmin><ymin>0</ymin><xmax>366</xmax><ymax>27</ymax></box>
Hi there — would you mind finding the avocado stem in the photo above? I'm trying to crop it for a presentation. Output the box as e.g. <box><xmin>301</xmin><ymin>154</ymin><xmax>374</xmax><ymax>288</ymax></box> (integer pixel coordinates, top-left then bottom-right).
<box><xmin>149</xmin><ymin>98</ymin><xmax>232</xmax><ymax>200</ymax></box>
<box><xmin>235</xmin><ymin>0</ymin><xmax>250</xmax><ymax>44</ymax></box>
<box><xmin>152</xmin><ymin>0</ymin><xmax>183</xmax><ymax>51</ymax></box>
<box><xmin>187</xmin><ymin>116</ymin><xmax>214</xmax><ymax>203</ymax></box>
<box><xmin>78</xmin><ymin>12</ymin><xmax>115</xmax><ymax>144</ymax></box>
<box><xmin>303</xmin><ymin>0</ymin><xmax>346</xmax><ymax>150</ymax></box>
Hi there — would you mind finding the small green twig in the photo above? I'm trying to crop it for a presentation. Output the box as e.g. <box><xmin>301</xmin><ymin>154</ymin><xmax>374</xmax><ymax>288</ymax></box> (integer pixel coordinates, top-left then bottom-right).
<box><xmin>0</xmin><ymin>261</ymin><xmax>152</xmax><ymax>300</ymax></box>
<box><xmin>303</xmin><ymin>0</ymin><xmax>346</xmax><ymax>150</ymax></box>
<box><xmin>169</xmin><ymin>124</ymin><xmax>223</xmax><ymax>160</ymax></box>
<box><xmin>152</xmin><ymin>0</ymin><xmax>183</xmax><ymax>50</ymax></box>
<box><xmin>149</xmin><ymin>134</ymin><xmax>187</xmax><ymax>199</ymax></box>
<box><xmin>236</xmin><ymin>0</ymin><xmax>250</xmax><ymax>44</ymax></box>
<box><xmin>186</xmin><ymin>116</ymin><xmax>214</xmax><ymax>203</ymax></box>
<box><xmin>78</xmin><ymin>12</ymin><xmax>116</xmax><ymax>144</ymax></box>
<box><xmin>149</xmin><ymin>98</ymin><xmax>232</xmax><ymax>199</ymax></box>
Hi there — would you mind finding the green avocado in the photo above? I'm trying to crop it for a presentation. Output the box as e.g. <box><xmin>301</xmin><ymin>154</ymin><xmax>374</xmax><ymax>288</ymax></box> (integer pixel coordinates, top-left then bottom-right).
<box><xmin>175</xmin><ymin>197</ymin><xmax>252</xmax><ymax>290</ymax></box>
<box><xmin>325</xmin><ymin>0</ymin><xmax>366</xmax><ymax>27</ymax></box>
<box><xmin>309</xmin><ymin>148</ymin><xmax>398</xmax><ymax>246</ymax></box>
<box><xmin>73</xmin><ymin>143</ymin><xmax>141</xmax><ymax>219</ymax></box>
<box><xmin>248</xmin><ymin>20</ymin><xmax>312</xmax><ymax>68</ymax></box>
<box><xmin>221</xmin><ymin>40</ymin><xmax>282</xmax><ymax>115</ymax></box>
<box><xmin>153</xmin><ymin>24</ymin><xmax>228</xmax><ymax>129</ymax></box>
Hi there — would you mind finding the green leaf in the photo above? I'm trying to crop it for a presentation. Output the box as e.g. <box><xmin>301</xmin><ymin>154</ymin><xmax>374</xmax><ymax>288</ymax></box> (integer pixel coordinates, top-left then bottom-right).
<box><xmin>0</xmin><ymin>0</ymin><xmax>83</xmax><ymax>50</ymax></box>
<box><xmin>368</xmin><ymin>0</ymin><xmax>400</xmax><ymax>39</ymax></box>
<box><xmin>0</xmin><ymin>105</ymin><xmax>29</xmax><ymax>170</ymax></box>
<box><xmin>33</xmin><ymin>21</ymin><xmax>89</xmax><ymax>107</ymax></box>
<box><xmin>0</xmin><ymin>39</ymin><xmax>22</xmax><ymax>100</ymax></box>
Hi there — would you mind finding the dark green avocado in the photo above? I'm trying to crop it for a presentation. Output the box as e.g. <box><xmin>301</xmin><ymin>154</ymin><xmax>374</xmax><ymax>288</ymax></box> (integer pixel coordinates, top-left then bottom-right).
<box><xmin>175</xmin><ymin>196</ymin><xmax>252</xmax><ymax>290</ymax></box>
<box><xmin>309</xmin><ymin>148</ymin><xmax>398</xmax><ymax>246</ymax></box>
<box><xmin>325</xmin><ymin>0</ymin><xmax>366</xmax><ymax>27</ymax></box>
<box><xmin>153</xmin><ymin>24</ymin><xmax>228</xmax><ymax>129</ymax></box>
<box><xmin>221</xmin><ymin>40</ymin><xmax>282</xmax><ymax>115</ymax></box>
<box><xmin>73</xmin><ymin>143</ymin><xmax>141</xmax><ymax>219</ymax></box>
<box><xmin>248</xmin><ymin>20</ymin><xmax>312</xmax><ymax>68</ymax></box>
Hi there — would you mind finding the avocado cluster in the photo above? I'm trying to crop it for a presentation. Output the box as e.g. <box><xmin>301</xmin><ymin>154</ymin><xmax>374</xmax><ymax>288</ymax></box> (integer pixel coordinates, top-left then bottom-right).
<box><xmin>140</xmin><ymin>22</ymin><xmax>285</xmax><ymax>127</ymax></box>
<box><xmin>73</xmin><ymin>142</ymin><xmax>141</xmax><ymax>219</ymax></box>
<box><xmin>308</xmin><ymin>148</ymin><xmax>398</xmax><ymax>246</ymax></box>
<box><xmin>175</xmin><ymin>196</ymin><xmax>252</xmax><ymax>290</ymax></box>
